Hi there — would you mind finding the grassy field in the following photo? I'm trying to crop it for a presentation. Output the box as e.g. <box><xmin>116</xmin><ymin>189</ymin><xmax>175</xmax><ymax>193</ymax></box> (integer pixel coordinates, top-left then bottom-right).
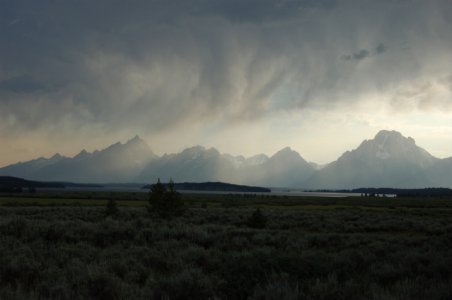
<box><xmin>0</xmin><ymin>191</ymin><xmax>451</xmax><ymax>299</ymax></box>
<box><xmin>2</xmin><ymin>190</ymin><xmax>452</xmax><ymax>208</ymax></box>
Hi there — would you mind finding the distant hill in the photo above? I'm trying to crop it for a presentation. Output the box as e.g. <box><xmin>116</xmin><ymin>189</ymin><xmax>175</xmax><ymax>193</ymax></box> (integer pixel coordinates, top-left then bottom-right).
<box><xmin>0</xmin><ymin>176</ymin><xmax>102</xmax><ymax>192</ymax></box>
<box><xmin>0</xmin><ymin>176</ymin><xmax>63</xmax><ymax>192</ymax></box>
<box><xmin>143</xmin><ymin>182</ymin><xmax>271</xmax><ymax>193</ymax></box>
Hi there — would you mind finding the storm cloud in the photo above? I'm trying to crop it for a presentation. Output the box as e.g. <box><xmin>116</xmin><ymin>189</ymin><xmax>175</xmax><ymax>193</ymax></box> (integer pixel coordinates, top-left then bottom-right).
<box><xmin>1</xmin><ymin>0</ymin><xmax>452</xmax><ymax>162</ymax></box>
<box><xmin>341</xmin><ymin>43</ymin><xmax>388</xmax><ymax>61</ymax></box>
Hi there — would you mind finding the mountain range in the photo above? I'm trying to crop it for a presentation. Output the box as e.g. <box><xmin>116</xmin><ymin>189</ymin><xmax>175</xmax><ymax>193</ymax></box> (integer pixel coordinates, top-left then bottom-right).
<box><xmin>1</xmin><ymin>130</ymin><xmax>451</xmax><ymax>188</ymax></box>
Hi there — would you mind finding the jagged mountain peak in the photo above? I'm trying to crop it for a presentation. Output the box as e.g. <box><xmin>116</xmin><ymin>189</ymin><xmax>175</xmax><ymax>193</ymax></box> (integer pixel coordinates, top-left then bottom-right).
<box><xmin>352</xmin><ymin>130</ymin><xmax>433</xmax><ymax>162</ymax></box>
<box><xmin>374</xmin><ymin>129</ymin><xmax>404</xmax><ymax>140</ymax></box>
<box><xmin>126</xmin><ymin>134</ymin><xmax>145</xmax><ymax>145</ymax></box>
<box><xmin>74</xmin><ymin>149</ymin><xmax>90</xmax><ymax>160</ymax></box>
<box><xmin>184</xmin><ymin>145</ymin><xmax>206</xmax><ymax>152</ymax></box>
<box><xmin>0</xmin><ymin>136</ymin><xmax>158</xmax><ymax>182</ymax></box>
<box><xmin>373</xmin><ymin>130</ymin><xmax>415</xmax><ymax>147</ymax></box>
<box><xmin>104</xmin><ymin>142</ymin><xmax>122</xmax><ymax>151</ymax></box>
<box><xmin>271</xmin><ymin>147</ymin><xmax>304</xmax><ymax>161</ymax></box>
<box><xmin>181</xmin><ymin>145</ymin><xmax>220</xmax><ymax>156</ymax></box>
<box><xmin>50</xmin><ymin>153</ymin><xmax>66</xmax><ymax>161</ymax></box>
<box><xmin>96</xmin><ymin>136</ymin><xmax>154</xmax><ymax>157</ymax></box>
<box><xmin>273</xmin><ymin>147</ymin><xmax>295</xmax><ymax>156</ymax></box>
<box><xmin>1</xmin><ymin>130</ymin><xmax>450</xmax><ymax>188</ymax></box>
<box><xmin>180</xmin><ymin>145</ymin><xmax>207</xmax><ymax>158</ymax></box>
<box><xmin>303</xmin><ymin>130</ymin><xmax>441</xmax><ymax>189</ymax></box>
<box><xmin>223</xmin><ymin>153</ymin><xmax>269</xmax><ymax>168</ymax></box>
<box><xmin>277</xmin><ymin>146</ymin><xmax>293</xmax><ymax>153</ymax></box>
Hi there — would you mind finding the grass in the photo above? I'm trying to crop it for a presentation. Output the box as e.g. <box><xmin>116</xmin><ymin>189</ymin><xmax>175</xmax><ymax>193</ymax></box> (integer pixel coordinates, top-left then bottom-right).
<box><xmin>2</xmin><ymin>191</ymin><xmax>452</xmax><ymax>210</ymax></box>
<box><xmin>0</xmin><ymin>191</ymin><xmax>451</xmax><ymax>299</ymax></box>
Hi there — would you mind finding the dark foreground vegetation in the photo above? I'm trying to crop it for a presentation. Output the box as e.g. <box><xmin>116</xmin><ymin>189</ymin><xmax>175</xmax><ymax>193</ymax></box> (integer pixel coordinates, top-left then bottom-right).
<box><xmin>143</xmin><ymin>181</ymin><xmax>271</xmax><ymax>193</ymax></box>
<box><xmin>0</xmin><ymin>192</ymin><xmax>452</xmax><ymax>299</ymax></box>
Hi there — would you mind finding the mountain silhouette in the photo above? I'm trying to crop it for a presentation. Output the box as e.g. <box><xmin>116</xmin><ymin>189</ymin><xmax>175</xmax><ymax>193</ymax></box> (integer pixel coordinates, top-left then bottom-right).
<box><xmin>302</xmin><ymin>130</ymin><xmax>442</xmax><ymax>189</ymax></box>
<box><xmin>0</xmin><ymin>136</ymin><xmax>156</xmax><ymax>183</ymax></box>
<box><xmin>138</xmin><ymin>146</ymin><xmax>235</xmax><ymax>183</ymax></box>
<box><xmin>0</xmin><ymin>130</ymin><xmax>451</xmax><ymax>188</ymax></box>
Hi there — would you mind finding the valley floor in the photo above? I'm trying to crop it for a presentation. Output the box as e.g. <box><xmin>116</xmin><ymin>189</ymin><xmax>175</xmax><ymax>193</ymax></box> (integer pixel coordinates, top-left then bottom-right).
<box><xmin>0</xmin><ymin>193</ymin><xmax>451</xmax><ymax>299</ymax></box>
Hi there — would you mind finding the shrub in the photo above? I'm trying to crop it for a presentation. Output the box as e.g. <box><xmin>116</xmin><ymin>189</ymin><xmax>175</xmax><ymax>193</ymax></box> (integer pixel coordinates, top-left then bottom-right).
<box><xmin>105</xmin><ymin>199</ymin><xmax>119</xmax><ymax>217</ymax></box>
<box><xmin>155</xmin><ymin>268</ymin><xmax>214</xmax><ymax>300</ymax></box>
<box><xmin>247</xmin><ymin>208</ymin><xmax>267</xmax><ymax>229</ymax></box>
<box><xmin>251</xmin><ymin>273</ymin><xmax>304</xmax><ymax>300</ymax></box>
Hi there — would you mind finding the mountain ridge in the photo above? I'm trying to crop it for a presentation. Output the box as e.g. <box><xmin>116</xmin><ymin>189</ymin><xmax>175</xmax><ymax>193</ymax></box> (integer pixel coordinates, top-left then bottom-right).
<box><xmin>0</xmin><ymin>131</ymin><xmax>451</xmax><ymax>188</ymax></box>
<box><xmin>302</xmin><ymin>130</ymin><xmax>446</xmax><ymax>189</ymax></box>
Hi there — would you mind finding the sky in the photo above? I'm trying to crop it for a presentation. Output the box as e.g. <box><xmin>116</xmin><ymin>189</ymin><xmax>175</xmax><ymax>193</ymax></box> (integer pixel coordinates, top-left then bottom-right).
<box><xmin>1</xmin><ymin>0</ymin><xmax>452</xmax><ymax>166</ymax></box>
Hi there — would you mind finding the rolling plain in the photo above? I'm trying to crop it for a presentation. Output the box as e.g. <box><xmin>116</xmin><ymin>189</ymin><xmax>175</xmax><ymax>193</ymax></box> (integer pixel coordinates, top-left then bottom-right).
<box><xmin>1</xmin><ymin>191</ymin><xmax>452</xmax><ymax>299</ymax></box>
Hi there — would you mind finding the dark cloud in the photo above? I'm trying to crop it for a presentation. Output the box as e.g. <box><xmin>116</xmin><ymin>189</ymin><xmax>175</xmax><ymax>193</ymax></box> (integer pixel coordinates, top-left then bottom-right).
<box><xmin>375</xmin><ymin>43</ymin><xmax>387</xmax><ymax>54</ymax></box>
<box><xmin>342</xmin><ymin>49</ymin><xmax>370</xmax><ymax>61</ymax></box>
<box><xmin>341</xmin><ymin>43</ymin><xmax>387</xmax><ymax>61</ymax></box>
<box><xmin>0</xmin><ymin>0</ymin><xmax>451</xmax><ymax>137</ymax></box>
<box><xmin>198</xmin><ymin>0</ymin><xmax>334</xmax><ymax>23</ymax></box>
<box><xmin>0</xmin><ymin>75</ymin><xmax>46</xmax><ymax>93</ymax></box>
<box><xmin>354</xmin><ymin>49</ymin><xmax>370</xmax><ymax>60</ymax></box>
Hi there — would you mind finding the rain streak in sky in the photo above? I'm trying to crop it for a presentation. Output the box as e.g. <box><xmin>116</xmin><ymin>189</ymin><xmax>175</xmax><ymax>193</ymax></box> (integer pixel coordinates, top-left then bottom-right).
<box><xmin>1</xmin><ymin>0</ymin><xmax>452</xmax><ymax>165</ymax></box>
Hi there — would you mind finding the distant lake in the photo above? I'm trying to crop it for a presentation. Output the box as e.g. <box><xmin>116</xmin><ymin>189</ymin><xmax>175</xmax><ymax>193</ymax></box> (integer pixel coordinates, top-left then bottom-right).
<box><xmin>268</xmin><ymin>191</ymin><xmax>362</xmax><ymax>197</ymax></box>
<box><xmin>41</xmin><ymin>185</ymin><xmax>361</xmax><ymax>197</ymax></box>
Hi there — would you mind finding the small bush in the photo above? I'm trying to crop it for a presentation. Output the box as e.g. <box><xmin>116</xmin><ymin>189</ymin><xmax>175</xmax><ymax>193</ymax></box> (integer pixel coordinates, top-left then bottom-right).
<box><xmin>247</xmin><ymin>208</ymin><xmax>267</xmax><ymax>229</ymax></box>
<box><xmin>105</xmin><ymin>199</ymin><xmax>119</xmax><ymax>217</ymax></box>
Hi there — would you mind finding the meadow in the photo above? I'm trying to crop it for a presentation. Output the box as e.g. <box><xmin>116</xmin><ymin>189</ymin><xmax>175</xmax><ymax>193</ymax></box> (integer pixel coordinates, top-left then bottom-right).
<box><xmin>0</xmin><ymin>191</ymin><xmax>451</xmax><ymax>299</ymax></box>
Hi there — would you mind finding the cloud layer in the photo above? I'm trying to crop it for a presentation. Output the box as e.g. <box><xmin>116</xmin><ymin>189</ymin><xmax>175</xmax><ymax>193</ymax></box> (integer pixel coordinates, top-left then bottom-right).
<box><xmin>1</xmin><ymin>0</ymin><xmax>452</xmax><ymax>164</ymax></box>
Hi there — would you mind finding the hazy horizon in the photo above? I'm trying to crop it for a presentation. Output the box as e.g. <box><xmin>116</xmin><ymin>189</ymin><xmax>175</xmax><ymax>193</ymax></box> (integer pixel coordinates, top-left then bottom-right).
<box><xmin>1</xmin><ymin>0</ymin><xmax>452</xmax><ymax>167</ymax></box>
<box><xmin>0</xmin><ymin>129</ymin><xmax>447</xmax><ymax>169</ymax></box>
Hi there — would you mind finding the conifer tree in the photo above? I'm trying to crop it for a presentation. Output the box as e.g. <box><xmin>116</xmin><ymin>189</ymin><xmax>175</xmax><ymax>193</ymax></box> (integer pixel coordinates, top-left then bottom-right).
<box><xmin>148</xmin><ymin>178</ymin><xmax>185</xmax><ymax>218</ymax></box>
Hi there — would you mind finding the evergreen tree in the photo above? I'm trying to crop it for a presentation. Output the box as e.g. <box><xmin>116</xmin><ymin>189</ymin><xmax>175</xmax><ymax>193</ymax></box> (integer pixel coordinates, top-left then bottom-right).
<box><xmin>148</xmin><ymin>178</ymin><xmax>185</xmax><ymax>218</ymax></box>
